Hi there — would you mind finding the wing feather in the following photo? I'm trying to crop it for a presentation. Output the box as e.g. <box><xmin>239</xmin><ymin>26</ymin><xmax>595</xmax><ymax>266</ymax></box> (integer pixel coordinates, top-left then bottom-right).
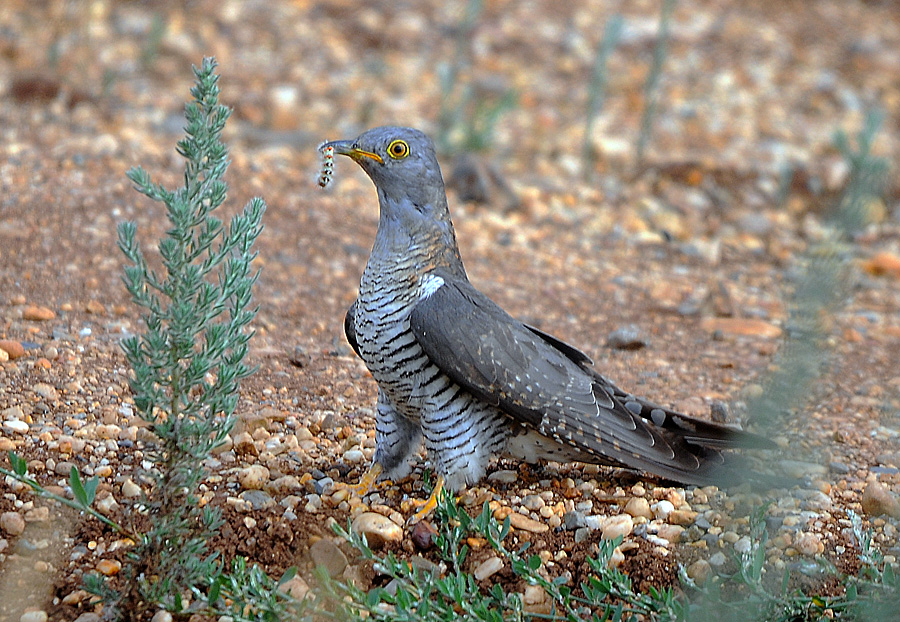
<box><xmin>409</xmin><ymin>272</ymin><xmax>771</xmax><ymax>484</ymax></box>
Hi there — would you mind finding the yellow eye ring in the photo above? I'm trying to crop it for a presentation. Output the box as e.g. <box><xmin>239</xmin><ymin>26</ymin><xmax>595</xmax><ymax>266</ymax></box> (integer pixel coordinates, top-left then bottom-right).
<box><xmin>387</xmin><ymin>139</ymin><xmax>410</xmax><ymax>160</ymax></box>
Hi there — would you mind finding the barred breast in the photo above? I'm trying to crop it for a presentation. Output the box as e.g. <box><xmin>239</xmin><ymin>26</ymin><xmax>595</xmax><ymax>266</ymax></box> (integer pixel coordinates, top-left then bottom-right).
<box><xmin>354</xmin><ymin>257</ymin><xmax>510</xmax><ymax>488</ymax></box>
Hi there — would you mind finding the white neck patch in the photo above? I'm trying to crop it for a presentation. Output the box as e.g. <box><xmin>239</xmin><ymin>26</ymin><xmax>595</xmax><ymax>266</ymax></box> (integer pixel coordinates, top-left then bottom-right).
<box><xmin>418</xmin><ymin>273</ymin><xmax>445</xmax><ymax>300</ymax></box>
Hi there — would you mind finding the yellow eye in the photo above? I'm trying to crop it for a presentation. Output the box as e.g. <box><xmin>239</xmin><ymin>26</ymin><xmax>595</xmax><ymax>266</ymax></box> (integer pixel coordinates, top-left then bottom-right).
<box><xmin>387</xmin><ymin>139</ymin><xmax>409</xmax><ymax>160</ymax></box>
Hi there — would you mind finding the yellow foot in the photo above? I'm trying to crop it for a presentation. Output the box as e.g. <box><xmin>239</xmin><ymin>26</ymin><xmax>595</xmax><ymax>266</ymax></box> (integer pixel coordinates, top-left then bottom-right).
<box><xmin>402</xmin><ymin>476</ymin><xmax>445</xmax><ymax>524</ymax></box>
<box><xmin>336</xmin><ymin>463</ymin><xmax>392</xmax><ymax>497</ymax></box>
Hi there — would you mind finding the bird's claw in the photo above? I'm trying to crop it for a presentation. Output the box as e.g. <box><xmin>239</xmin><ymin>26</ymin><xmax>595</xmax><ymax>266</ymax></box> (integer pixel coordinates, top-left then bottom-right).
<box><xmin>335</xmin><ymin>463</ymin><xmax>391</xmax><ymax>497</ymax></box>
<box><xmin>403</xmin><ymin>476</ymin><xmax>445</xmax><ymax>524</ymax></box>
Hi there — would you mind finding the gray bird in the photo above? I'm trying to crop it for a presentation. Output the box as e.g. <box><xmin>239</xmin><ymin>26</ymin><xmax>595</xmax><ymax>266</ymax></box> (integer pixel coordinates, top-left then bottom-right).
<box><xmin>321</xmin><ymin>126</ymin><xmax>771</xmax><ymax>502</ymax></box>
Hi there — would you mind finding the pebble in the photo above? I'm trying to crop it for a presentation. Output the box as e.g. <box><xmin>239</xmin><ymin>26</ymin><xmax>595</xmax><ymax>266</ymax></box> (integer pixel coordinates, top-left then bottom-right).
<box><xmin>523</xmin><ymin>585</ymin><xmax>546</xmax><ymax>606</ymax></box>
<box><xmin>32</xmin><ymin>383</ymin><xmax>58</xmax><ymax>401</ymax></box>
<box><xmin>19</xmin><ymin>611</ymin><xmax>48</xmax><ymax>622</ymax></box>
<box><xmin>343</xmin><ymin>449</ymin><xmax>365</xmax><ymax>463</ymax></box>
<box><xmin>268</xmin><ymin>475</ymin><xmax>302</xmax><ymax>494</ymax></box>
<box><xmin>351</xmin><ymin>512</ymin><xmax>403</xmax><ymax>548</ymax></box>
<box><xmin>487</xmin><ymin>470</ymin><xmax>518</xmax><ymax>484</ymax></box>
<box><xmin>708</xmin><ymin>551</ymin><xmax>727</xmax><ymax>566</ymax></box>
<box><xmin>233</xmin><ymin>431</ymin><xmax>258</xmax><ymax>456</ymax></box>
<box><xmin>62</xmin><ymin>590</ymin><xmax>88</xmax><ymax>605</ymax></box>
<box><xmin>699</xmin><ymin>317</ymin><xmax>782</xmax><ymax>338</ymax></box>
<box><xmin>861</xmin><ymin>481</ymin><xmax>900</xmax><ymax>518</ymax></box>
<box><xmin>238</xmin><ymin>465</ymin><xmax>270</xmax><ymax>490</ymax></box>
<box><xmin>574</xmin><ymin>527</ymin><xmax>592</xmax><ymax>544</ymax></box>
<box><xmin>150</xmin><ymin>610</ymin><xmax>172</xmax><ymax>622</ymax></box>
<box><xmin>0</xmin><ymin>340</ymin><xmax>25</xmax><ymax>359</ymax></box>
<box><xmin>624</xmin><ymin>497</ymin><xmax>652</xmax><ymax>519</ymax></box>
<box><xmin>304</xmin><ymin>494</ymin><xmax>322</xmax><ymax>513</ymax></box>
<box><xmin>600</xmin><ymin>514</ymin><xmax>634</xmax><ymax>541</ymax></box>
<box><xmin>309</xmin><ymin>538</ymin><xmax>348</xmax><ymax>577</ymax></box>
<box><xmin>608</xmin><ymin>546</ymin><xmax>625</xmax><ymax>568</ymax></box>
<box><xmin>799</xmin><ymin>490</ymin><xmax>833</xmax><ymax>511</ymax></box>
<box><xmin>23</xmin><ymin>305</ymin><xmax>55</xmax><ymax>321</ymax></box>
<box><xmin>667</xmin><ymin>509</ymin><xmax>698</xmax><ymax>526</ymax></box>
<box><xmin>1</xmin><ymin>512</ymin><xmax>26</xmax><ymax>536</ymax></box>
<box><xmin>686</xmin><ymin>559</ymin><xmax>712</xmax><ymax>585</ymax></box>
<box><xmin>657</xmin><ymin>524</ymin><xmax>684</xmax><ymax>543</ymax></box>
<box><xmin>240</xmin><ymin>490</ymin><xmax>275</xmax><ymax>510</ymax></box>
<box><xmin>734</xmin><ymin>536</ymin><xmax>752</xmax><ymax>554</ymax></box>
<box><xmin>2</xmin><ymin>406</ymin><xmax>25</xmax><ymax>420</ymax></box>
<box><xmin>508</xmin><ymin>512</ymin><xmax>549</xmax><ymax>533</ymax></box>
<box><xmin>95</xmin><ymin>495</ymin><xmax>119</xmax><ymax>515</ymax></box>
<box><xmin>829</xmin><ymin>461</ymin><xmax>851</xmax><ymax>474</ymax></box>
<box><xmin>211</xmin><ymin>433</ymin><xmax>233</xmax><ymax>454</ymax></box>
<box><xmin>795</xmin><ymin>532</ymin><xmax>822</xmax><ymax>556</ymax></box>
<box><xmin>652</xmin><ymin>500</ymin><xmax>675</xmax><ymax>520</ymax></box>
<box><xmin>96</xmin><ymin>559</ymin><xmax>122</xmax><ymax>575</ymax></box>
<box><xmin>473</xmin><ymin>556</ymin><xmax>504</xmax><ymax>580</ymax></box>
<box><xmin>314</xmin><ymin>477</ymin><xmax>334</xmax><ymax>495</ymax></box>
<box><xmin>411</xmin><ymin>520</ymin><xmax>438</xmax><ymax>550</ymax></box>
<box><xmin>522</xmin><ymin>494</ymin><xmax>545</xmax><ymax>511</ymax></box>
<box><xmin>279</xmin><ymin>575</ymin><xmax>311</xmax><ymax>600</ymax></box>
<box><xmin>54</xmin><ymin>461</ymin><xmax>76</xmax><ymax>476</ymax></box>
<box><xmin>777</xmin><ymin>460</ymin><xmax>828</xmax><ymax>479</ymax></box>
<box><xmin>563</xmin><ymin>511</ymin><xmax>586</xmax><ymax>530</ymax></box>
<box><xmin>121</xmin><ymin>479</ymin><xmax>142</xmax><ymax>498</ymax></box>
<box><xmin>862</xmin><ymin>251</ymin><xmax>900</xmax><ymax>278</ymax></box>
<box><xmin>607</xmin><ymin>325</ymin><xmax>648</xmax><ymax>350</ymax></box>
<box><xmin>2</xmin><ymin>419</ymin><xmax>29</xmax><ymax>434</ymax></box>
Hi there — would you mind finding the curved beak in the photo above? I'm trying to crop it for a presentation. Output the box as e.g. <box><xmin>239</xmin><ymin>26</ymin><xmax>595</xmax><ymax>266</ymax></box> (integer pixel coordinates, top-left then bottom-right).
<box><xmin>320</xmin><ymin>139</ymin><xmax>383</xmax><ymax>164</ymax></box>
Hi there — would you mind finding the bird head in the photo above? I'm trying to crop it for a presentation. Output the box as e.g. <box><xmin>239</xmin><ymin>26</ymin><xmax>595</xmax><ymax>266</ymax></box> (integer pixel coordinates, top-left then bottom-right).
<box><xmin>321</xmin><ymin>126</ymin><xmax>449</xmax><ymax>217</ymax></box>
<box><xmin>321</xmin><ymin>126</ymin><xmax>466</xmax><ymax>275</ymax></box>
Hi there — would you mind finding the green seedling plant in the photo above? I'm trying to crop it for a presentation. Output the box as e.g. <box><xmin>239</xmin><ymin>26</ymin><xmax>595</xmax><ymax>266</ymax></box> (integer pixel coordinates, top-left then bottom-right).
<box><xmin>634</xmin><ymin>0</ymin><xmax>676</xmax><ymax>169</ymax></box>
<box><xmin>95</xmin><ymin>56</ymin><xmax>264</xmax><ymax>620</ymax></box>
<box><xmin>436</xmin><ymin>0</ymin><xmax>517</xmax><ymax>156</ymax></box>
<box><xmin>582</xmin><ymin>14</ymin><xmax>624</xmax><ymax>180</ymax></box>
<box><xmin>1</xmin><ymin>56</ymin><xmax>277</xmax><ymax>622</ymax></box>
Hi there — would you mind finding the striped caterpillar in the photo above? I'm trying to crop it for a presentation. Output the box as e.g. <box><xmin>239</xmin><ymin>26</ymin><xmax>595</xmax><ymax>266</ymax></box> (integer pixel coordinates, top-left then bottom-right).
<box><xmin>318</xmin><ymin>143</ymin><xmax>334</xmax><ymax>188</ymax></box>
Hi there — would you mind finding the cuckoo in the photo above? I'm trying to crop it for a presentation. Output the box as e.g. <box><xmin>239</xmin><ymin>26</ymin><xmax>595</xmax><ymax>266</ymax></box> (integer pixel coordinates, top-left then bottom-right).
<box><xmin>320</xmin><ymin>126</ymin><xmax>772</xmax><ymax>514</ymax></box>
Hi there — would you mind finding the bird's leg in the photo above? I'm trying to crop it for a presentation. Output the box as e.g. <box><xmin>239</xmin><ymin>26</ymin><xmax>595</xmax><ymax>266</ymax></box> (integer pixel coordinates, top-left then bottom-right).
<box><xmin>402</xmin><ymin>475</ymin><xmax>445</xmax><ymax>524</ymax></box>
<box><xmin>339</xmin><ymin>462</ymin><xmax>392</xmax><ymax>497</ymax></box>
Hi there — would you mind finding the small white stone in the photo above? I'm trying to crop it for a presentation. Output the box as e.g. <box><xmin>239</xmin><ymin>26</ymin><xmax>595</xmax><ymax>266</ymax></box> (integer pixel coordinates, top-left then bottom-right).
<box><xmin>238</xmin><ymin>465</ymin><xmax>270</xmax><ymax>490</ymax></box>
<box><xmin>150</xmin><ymin>610</ymin><xmax>173</xmax><ymax>622</ymax></box>
<box><xmin>624</xmin><ymin>497</ymin><xmax>652</xmax><ymax>519</ymax></box>
<box><xmin>600</xmin><ymin>514</ymin><xmax>634</xmax><ymax>541</ymax></box>
<box><xmin>279</xmin><ymin>575</ymin><xmax>311</xmax><ymax>600</ymax></box>
<box><xmin>523</xmin><ymin>584</ymin><xmax>546</xmax><ymax>605</ymax></box>
<box><xmin>351</xmin><ymin>512</ymin><xmax>403</xmax><ymax>548</ymax></box>
<box><xmin>652</xmin><ymin>500</ymin><xmax>674</xmax><ymax>520</ymax></box>
<box><xmin>19</xmin><ymin>611</ymin><xmax>48</xmax><ymax>622</ymax></box>
<box><xmin>607</xmin><ymin>546</ymin><xmax>625</xmax><ymax>568</ymax></box>
<box><xmin>121</xmin><ymin>479</ymin><xmax>142</xmax><ymax>498</ymax></box>
<box><xmin>795</xmin><ymin>532</ymin><xmax>822</xmax><ymax>556</ymax></box>
<box><xmin>473</xmin><ymin>556</ymin><xmax>504</xmax><ymax>580</ymax></box>
<box><xmin>95</xmin><ymin>494</ymin><xmax>119</xmax><ymax>515</ymax></box>
<box><xmin>3</xmin><ymin>419</ymin><xmax>29</xmax><ymax>434</ymax></box>
<box><xmin>734</xmin><ymin>536</ymin><xmax>752</xmax><ymax>554</ymax></box>
<box><xmin>343</xmin><ymin>449</ymin><xmax>365</xmax><ymax>463</ymax></box>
